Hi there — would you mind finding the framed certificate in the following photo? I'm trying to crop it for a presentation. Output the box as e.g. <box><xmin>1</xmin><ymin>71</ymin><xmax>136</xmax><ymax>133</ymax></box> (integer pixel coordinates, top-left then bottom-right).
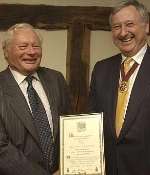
<box><xmin>60</xmin><ymin>113</ymin><xmax>105</xmax><ymax>175</ymax></box>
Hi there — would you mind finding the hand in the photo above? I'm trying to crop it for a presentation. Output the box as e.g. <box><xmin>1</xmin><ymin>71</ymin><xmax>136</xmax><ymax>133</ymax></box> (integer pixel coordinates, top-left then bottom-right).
<box><xmin>52</xmin><ymin>170</ymin><xmax>59</xmax><ymax>175</ymax></box>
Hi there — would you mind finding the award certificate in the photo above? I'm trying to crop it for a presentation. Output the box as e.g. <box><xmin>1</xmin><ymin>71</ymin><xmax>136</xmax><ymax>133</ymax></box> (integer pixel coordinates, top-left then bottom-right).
<box><xmin>60</xmin><ymin>113</ymin><xmax>105</xmax><ymax>175</ymax></box>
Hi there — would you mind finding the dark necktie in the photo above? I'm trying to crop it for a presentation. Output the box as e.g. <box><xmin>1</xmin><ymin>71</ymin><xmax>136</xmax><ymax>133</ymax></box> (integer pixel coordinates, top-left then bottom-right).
<box><xmin>26</xmin><ymin>75</ymin><xmax>55</xmax><ymax>170</ymax></box>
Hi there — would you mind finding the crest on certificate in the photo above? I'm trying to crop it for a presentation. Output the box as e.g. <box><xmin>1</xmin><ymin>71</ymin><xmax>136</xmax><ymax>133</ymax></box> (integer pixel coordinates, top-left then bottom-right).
<box><xmin>77</xmin><ymin>121</ymin><xmax>86</xmax><ymax>132</ymax></box>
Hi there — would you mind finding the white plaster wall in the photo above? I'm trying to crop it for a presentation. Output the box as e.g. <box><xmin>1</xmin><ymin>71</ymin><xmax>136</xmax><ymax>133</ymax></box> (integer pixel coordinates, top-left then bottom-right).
<box><xmin>38</xmin><ymin>30</ymin><xmax>67</xmax><ymax>77</ymax></box>
<box><xmin>90</xmin><ymin>31</ymin><xmax>119</xmax><ymax>78</ymax></box>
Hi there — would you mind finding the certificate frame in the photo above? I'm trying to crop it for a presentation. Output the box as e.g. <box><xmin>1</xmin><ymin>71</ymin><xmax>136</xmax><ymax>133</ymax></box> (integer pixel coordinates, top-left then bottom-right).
<box><xmin>60</xmin><ymin>113</ymin><xmax>105</xmax><ymax>175</ymax></box>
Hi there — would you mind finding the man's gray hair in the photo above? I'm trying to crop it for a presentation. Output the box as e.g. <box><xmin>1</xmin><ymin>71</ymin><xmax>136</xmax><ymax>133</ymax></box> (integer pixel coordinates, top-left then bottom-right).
<box><xmin>2</xmin><ymin>23</ymin><xmax>43</xmax><ymax>49</ymax></box>
<box><xmin>109</xmin><ymin>0</ymin><xmax>149</xmax><ymax>26</ymax></box>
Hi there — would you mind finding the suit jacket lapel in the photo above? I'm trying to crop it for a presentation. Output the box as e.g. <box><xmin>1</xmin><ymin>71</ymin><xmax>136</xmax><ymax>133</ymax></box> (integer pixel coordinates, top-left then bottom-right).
<box><xmin>107</xmin><ymin>54</ymin><xmax>122</xmax><ymax>138</ymax></box>
<box><xmin>119</xmin><ymin>47</ymin><xmax>150</xmax><ymax>139</ymax></box>
<box><xmin>1</xmin><ymin>68</ymin><xmax>39</xmax><ymax>144</ymax></box>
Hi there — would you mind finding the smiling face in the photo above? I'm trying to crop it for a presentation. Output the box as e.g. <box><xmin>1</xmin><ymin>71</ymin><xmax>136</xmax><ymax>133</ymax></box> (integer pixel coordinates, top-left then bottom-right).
<box><xmin>111</xmin><ymin>5</ymin><xmax>149</xmax><ymax>57</ymax></box>
<box><xmin>4</xmin><ymin>28</ymin><xmax>42</xmax><ymax>75</ymax></box>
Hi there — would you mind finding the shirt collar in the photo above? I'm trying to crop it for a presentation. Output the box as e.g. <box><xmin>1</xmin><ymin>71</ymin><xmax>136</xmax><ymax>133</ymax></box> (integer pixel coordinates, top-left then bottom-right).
<box><xmin>121</xmin><ymin>44</ymin><xmax>147</xmax><ymax>65</ymax></box>
<box><xmin>9</xmin><ymin>67</ymin><xmax>40</xmax><ymax>85</ymax></box>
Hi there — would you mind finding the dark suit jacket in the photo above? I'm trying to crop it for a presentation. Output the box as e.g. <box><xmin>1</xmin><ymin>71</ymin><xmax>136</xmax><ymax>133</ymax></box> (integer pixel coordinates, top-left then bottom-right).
<box><xmin>89</xmin><ymin>46</ymin><xmax>150</xmax><ymax>175</ymax></box>
<box><xmin>0</xmin><ymin>67</ymin><xmax>71</xmax><ymax>175</ymax></box>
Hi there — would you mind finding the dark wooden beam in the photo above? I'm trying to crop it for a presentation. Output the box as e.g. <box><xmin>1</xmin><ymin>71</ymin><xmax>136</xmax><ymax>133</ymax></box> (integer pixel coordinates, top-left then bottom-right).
<box><xmin>66</xmin><ymin>21</ymin><xmax>90</xmax><ymax>113</ymax></box>
<box><xmin>0</xmin><ymin>4</ymin><xmax>111</xmax><ymax>31</ymax></box>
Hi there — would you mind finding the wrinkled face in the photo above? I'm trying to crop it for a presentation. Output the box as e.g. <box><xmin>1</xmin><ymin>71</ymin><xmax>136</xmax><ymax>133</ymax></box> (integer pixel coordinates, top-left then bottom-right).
<box><xmin>111</xmin><ymin>5</ymin><xmax>149</xmax><ymax>57</ymax></box>
<box><xmin>4</xmin><ymin>28</ymin><xmax>42</xmax><ymax>75</ymax></box>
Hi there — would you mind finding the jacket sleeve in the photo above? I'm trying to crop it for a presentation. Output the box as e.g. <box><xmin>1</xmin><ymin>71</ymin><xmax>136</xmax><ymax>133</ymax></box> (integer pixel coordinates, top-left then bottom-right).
<box><xmin>88</xmin><ymin>62</ymin><xmax>104</xmax><ymax>113</ymax></box>
<box><xmin>0</xmin><ymin>88</ymin><xmax>49</xmax><ymax>175</ymax></box>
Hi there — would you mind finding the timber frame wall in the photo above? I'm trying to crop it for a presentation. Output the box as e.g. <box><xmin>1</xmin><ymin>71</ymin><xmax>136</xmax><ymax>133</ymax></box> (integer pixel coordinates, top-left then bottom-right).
<box><xmin>0</xmin><ymin>4</ymin><xmax>112</xmax><ymax>112</ymax></box>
